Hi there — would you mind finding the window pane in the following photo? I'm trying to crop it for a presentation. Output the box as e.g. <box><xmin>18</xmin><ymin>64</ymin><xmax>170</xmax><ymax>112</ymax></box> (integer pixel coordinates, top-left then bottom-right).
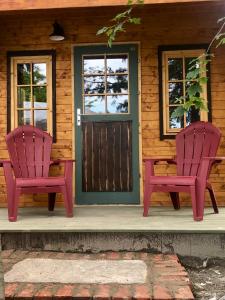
<box><xmin>107</xmin><ymin>95</ymin><xmax>128</xmax><ymax>113</ymax></box>
<box><xmin>185</xmin><ymin>57</ymin><xmax>197</xmax><ymax>75</ymax></box>
<box><xmin>186</xmin><ymin>107</ymin><xmax>200</xmax><ymax>125</ymax></box>
<box><xmin>84</xmin><ymin>96</ymin><xmax>105</xmax><ymax>114</ymax></box>
<box><xmin>32</xmin><ymin>63</ymin><xmax>47</xmax><ymax>85</ymax></box>
<box><xmin>169</xmin><ymin>82</ymin><xmax>183</xmax><ymax>104</ymax></box>
<box><xmin>107</xmin><ymin>55</ymin><xmax>128</xmax><ymax>73</ymax></box>
<box><xmin>34</xmin><ymin>110</ymin><xmax>47</xmax><ymax>131</ymax></box>
<box><xmin>33</xmin><ymin>86</ymin><xmax>47</xmax><ymax>108</ymax></box>
<box><xmin>168</xmin><ymin>58</ymin><xmax>183</xmax><ymax>80</ymax></box>
<box><xmin>84</xmin><ymin>76</ymin><xmax>105</xmax><ymax>94</ymax></box>
<box><xmin>107</xmin><ymin>75</ymin><xmax>128</xmax><ymax>94</ymax></box>
<box><xmin>17</xmin><ymin>87</ymin><xmax>31</xmax><ymax>108</ymax></box>
<box><xmin>169</xmin><ymin>107</ymin><xmax>184</xmax><ymax>129</ymax></box>
<box><xmin>83</xmin><ymin>56</ymin><xmax>104</xmax><ymax>74</ymax></box>
<box><xmin>17</xmin><ymin>63</ymin><xmax>30</xmax><ymax>85</ymax></box>
<box><xmin>18</xmin><ymin>110</ymin><xmax>31</xmax><ymax>126</ymax></box>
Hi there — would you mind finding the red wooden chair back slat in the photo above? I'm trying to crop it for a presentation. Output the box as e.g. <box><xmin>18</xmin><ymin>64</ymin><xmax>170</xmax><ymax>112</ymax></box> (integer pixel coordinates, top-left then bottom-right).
<box><xmin>6</xmin><ymin>125</ymin><xmax>52</xmax><ymax>178</ymax></box>
<box><xmin>176</xmin><ymin>121</ymin><xmax>221</xmax><ymax>177</ymax></box>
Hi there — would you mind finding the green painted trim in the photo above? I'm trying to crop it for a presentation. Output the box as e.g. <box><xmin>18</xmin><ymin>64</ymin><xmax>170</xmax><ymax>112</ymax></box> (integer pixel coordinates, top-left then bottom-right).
<box><xmin>74</xmin><ymin>44</ymin><xmax>140</xmax><ymax>204</ymax></box>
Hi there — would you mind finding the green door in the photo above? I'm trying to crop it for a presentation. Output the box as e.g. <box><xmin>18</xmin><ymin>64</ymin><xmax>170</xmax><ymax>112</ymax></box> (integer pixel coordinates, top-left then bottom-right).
<box><xmin>74</xmin><ymin>44</ymin><xmax>140</xmax><ymax>204</ymax></box>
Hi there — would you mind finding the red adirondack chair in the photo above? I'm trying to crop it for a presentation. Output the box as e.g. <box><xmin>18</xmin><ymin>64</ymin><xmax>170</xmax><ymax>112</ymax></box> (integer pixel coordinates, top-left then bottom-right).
<box><xmin>143</xmin><ymin>121</ymin><xmax>221</xmax><ymax>221</ymax></box>
<box><xmin>2</xmin><ymin>125</ymin><xmax>74</xmax><ymax>222</ymax></box>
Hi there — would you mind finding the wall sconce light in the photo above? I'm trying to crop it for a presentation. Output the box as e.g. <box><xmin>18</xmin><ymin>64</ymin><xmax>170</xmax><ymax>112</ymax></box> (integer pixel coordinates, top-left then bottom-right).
<box><xmin>49</xmin><ymin>21</ymin><xmax>65</xmax><ymax>41</ymax></box>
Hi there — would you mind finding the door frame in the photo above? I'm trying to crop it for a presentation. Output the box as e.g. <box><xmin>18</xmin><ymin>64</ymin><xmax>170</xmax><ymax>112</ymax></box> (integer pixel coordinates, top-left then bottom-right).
<box><xmin>71</xmin><ymin>42</ymin><xmax>143</xmax><ymax>205</ymax></box>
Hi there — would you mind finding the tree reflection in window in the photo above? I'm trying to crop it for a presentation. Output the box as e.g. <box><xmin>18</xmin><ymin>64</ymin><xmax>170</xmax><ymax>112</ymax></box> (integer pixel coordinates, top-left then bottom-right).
<box><xmin>16</xmin><ymin>62</ymin><xmax>48</xmax><ymax>131</ymax></box>
<box><xmin>83</xmin><ymin>54</ymin><xmax>129</xmax><ymax>114</ymax></box>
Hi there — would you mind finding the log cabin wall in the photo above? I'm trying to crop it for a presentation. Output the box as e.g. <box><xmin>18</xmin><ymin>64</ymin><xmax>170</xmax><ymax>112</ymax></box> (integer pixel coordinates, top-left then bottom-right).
<box><xmin>0</xmin><ymin>1</ymin><xmax>224</xmax><ymax>207</ymax></box>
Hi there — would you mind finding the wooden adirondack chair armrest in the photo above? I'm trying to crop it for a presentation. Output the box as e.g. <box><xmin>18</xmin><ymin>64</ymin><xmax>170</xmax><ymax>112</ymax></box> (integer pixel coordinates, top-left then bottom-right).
<box><xmin>205</xmin><ymin>157</ymin><xmax>223</xmax><ymax>165</ymax></box>
<box><xmin>143</xmin><ymin>157</ymin><xmax>176</xmax><ymax>165</ymax></box>
<box><xmin>0</xmin><ymin>160</ymin><xmax>12</xmax><ymax>165</ymax></box>
<box><xmin>50</xmin><ymin>159</ymin><xmax>75</xmax><ymax>165</ymax></box>
<box><xmin>143</xmin><ymin>157</ymin><xmax>176</xmax><ymax>177</ymax></box>
<box><xmin>50</xmin><ymin>159</ymin><xmax>75</xmax><ymax>179</ymax></box>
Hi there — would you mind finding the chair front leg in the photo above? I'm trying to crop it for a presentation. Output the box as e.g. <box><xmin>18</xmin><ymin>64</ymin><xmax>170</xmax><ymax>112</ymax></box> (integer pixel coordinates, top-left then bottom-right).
<box><xmin>64</xmin><ymin>161</ymin><xmax>74</xmax><ymax>217</ymax></box>
<box><xmin>2</xmin><ymin>162</ymin><xmax>17</xmax><ymax>221</ymax></box>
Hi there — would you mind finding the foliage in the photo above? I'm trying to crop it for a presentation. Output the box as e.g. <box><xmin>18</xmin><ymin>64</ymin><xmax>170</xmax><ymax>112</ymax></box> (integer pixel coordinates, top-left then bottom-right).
<box><xmin>172</xmin><ymin>17</ymin><xmax>225</xmax><ymax>119</ymax></box>
<box><xmin>171</xmin><ymin>54</ymin><xmax>212</xmax><ymax>118</ymax></box>
<box><xmin>96</xmin><ymin>0</ymin><xmax>144</xmax><ymax>47</ymax></box>
<box><xmin>97</xmin><ymin>1</ymin><xmax>225</xmax><ymax>119</ymax></box>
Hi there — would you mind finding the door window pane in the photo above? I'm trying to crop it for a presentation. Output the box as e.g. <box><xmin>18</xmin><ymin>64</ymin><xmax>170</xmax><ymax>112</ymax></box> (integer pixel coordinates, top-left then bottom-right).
<box><xmin>84</xmin><ymin>76</ymin><xmax>105</xmax><ymax>94</ymax></box>
<box><xmin>82</xmin><ymin>54</ymin><xmax>129</xmax><ymax>114</ymax></box>
<box><xmin>107</xmin><ymin>75</ymin><xmax>128</xmax><ymax>94</ymax></box>
<box><xmin>34</xmin><ymin>110</ymin><xmax>47</xmax><ymax>131</ymax></box>
<box><xmin>32</xmin><ymin>63</ymin><xmax>47</xmax><ymax>85</ymax></box>
<box><xmin>17</xmin><ymin>63</ymin><xmax>31</xmax><ymax>85</ymax></box>
<box><xmin>84</xmin><ymin>96</ymin><xmax>105</xmax><ymax>114</ymax></box>
<box><xmin>107</xmin><ymin>95</ymin><xmax>128</xmax><ymax>113</ymax></box>
<box><xmin>83</xmin><ymin>56</ymin><xmax>104</xmax><ymax>74</ymax></box>
<box><xmin>107</xmin><ymin>55</ymin><xmax>128</xmax><ymax>73</ymax></box>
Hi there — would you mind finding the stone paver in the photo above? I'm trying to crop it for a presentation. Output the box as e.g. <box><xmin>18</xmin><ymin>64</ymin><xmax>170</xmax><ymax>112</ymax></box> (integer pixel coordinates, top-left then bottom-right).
<box><xmin>5</xmin><ymin>259</ymin><xmax>147</xmax><ymax>284</ymax></box>
<box><xmin>2</xmin><ymin>250</ymin><xmax>194</xmax><ymax>300</ymax></box>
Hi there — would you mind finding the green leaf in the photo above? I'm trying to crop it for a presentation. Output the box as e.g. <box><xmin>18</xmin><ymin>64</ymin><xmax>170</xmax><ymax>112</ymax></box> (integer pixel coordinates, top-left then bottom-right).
<box><xmin>199</xmin><ymin>77</ymin><xmax>208</xmax><ymax>84</ymax></box>
<box><xmin>96</xmin><ymin>26</ymin><xmax>109</xmax><ymax>35</ymax></box>
<box><xmin>218</xmin><ymin>16</ymin><xmax>225</xmax><ymax>23</ymax></box>
<box><xmin>129</xmin><ymin>17</ymin><xmax>141</xmax><ymax>24</ymax></box>
<box><xmin>171</xmin><ymin>106</ymin><xmax>186</xmax><ymax>118</ymax></box>
<box><xmin>186</xmin><ymin>69</ymin><xmax>200</xmax><ymax>80</ymax></box>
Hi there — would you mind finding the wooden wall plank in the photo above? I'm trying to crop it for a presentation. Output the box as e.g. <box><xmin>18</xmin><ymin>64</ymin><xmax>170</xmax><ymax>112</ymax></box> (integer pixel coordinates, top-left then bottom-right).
<box><xmin>0</xmin><ymin>2</ymin><xmax>225</xmax><ymax>207</ymax></box>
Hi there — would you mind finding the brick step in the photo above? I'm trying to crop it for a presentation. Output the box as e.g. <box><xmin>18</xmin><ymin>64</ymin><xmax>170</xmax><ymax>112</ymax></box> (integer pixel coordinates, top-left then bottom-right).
<box><xmin>2</xmin><ymin>250</ymin><xmax>194</xmax><ymax>300</ymax></box>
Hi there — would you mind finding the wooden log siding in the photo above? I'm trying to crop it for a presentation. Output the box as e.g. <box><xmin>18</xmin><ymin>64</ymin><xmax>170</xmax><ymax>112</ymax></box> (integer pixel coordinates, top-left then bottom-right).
<box><xmin>82</xmin><ymin>121</ymin><xmax>132</xmax><ymax>192</ymax></box>
<box><xmin>0</xmin><ymin>1</ymin><xmax>224</xmax><ymax>207</ymax></box>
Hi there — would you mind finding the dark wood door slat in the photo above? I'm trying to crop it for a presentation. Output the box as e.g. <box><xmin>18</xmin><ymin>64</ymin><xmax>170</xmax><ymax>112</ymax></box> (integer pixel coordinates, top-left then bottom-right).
<box><xmin>82</xmin><ymin>121</ymin><xmax>132</xmax><ymax>192</ymax></box>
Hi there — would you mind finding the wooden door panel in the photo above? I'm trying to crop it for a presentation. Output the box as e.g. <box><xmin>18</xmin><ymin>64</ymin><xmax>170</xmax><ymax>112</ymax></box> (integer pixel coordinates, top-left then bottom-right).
<box><xmin>82</xmin><ymin>121</ymin><xmax>132</xmax><ymax>192</ymax></box>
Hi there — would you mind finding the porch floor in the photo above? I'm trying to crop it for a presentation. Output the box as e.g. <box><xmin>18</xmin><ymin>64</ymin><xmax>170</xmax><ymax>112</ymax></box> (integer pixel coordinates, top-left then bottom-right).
<box><xmin>0</xmin><ymin>206</ymin><xmax>224</xmax><ymax>232</ymax></box>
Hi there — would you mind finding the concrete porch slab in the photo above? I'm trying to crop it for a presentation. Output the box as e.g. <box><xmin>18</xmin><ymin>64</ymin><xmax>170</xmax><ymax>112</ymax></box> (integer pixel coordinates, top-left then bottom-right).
<box><xmin>0</xmin><ymin>206</ymin><xmax>224</xmax><ymax>233</ymax></box>
<box><xmin>2</xmin><ymin>250</ymin><xmax>194</xmax><ymax>300</ymax></box>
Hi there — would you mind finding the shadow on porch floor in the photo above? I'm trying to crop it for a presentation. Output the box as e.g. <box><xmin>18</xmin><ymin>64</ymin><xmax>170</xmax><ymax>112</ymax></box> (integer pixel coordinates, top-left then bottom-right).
<box><xmin>0</xmin><ymin>206</ymin><xmax>224</xmax><ymax>232</ymax></box>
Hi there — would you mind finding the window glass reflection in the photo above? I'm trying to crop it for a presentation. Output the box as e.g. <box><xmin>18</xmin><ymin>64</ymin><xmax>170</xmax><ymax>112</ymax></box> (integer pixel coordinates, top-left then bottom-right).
<box><xmin>107</xmin><ymin>95</ymin><xmax>128</xmax><ymax>113</ymax></box>
<box><xmin>32</xmin><ymin>63</ymin><xmax>47</xmax><ymax>85</ymax></box>
<box><xmin>34</xmin><ymin>110</ymin><xmax>47</xmax><ymax>131</ymax></box>
<box><xmin>17</xmin><ymin>87</ymin><xmax>31</xmax><ymax>108</ymax></box>
<box><xmin>168</xmin><ymin>58</ymin><xmax>183</xmax><ymax>80</ymax></box>
<box><xmin>18</xmin><ymin>110</ymin><xmax>31</xmax><ymax>126</ymax></box>
<box><xmin>84</xmin><ymin>76</ymin><xmax>105</xmax><ymax>94</ymax></box>
<box><xmin>107</xmin><ymin>55</ymin><xmax>128</xmax><ymax>73</ymax></box>
<box><xmin>84</xmin><ymin>96</ymin><xmax>105</xmax><ymax>114</ymax></box>
<box><xmin>169</xmin><ymin>107</ymin><xmax>184</xmax><ymax>129</ymax></box>
<box><xmin>169</xmin><ymin>82</ymin><xmax>183</xmax><ymax>104</ymax></box>
<box><xmin>17</xmin><ymin>64</ymin><xmax>30</xmax><ymax>85</ymax></box>
<box><xmin>107</xmin><ymin>75</ymin><xmax>128</xmax><ymax>94</ymax></box>
<box><xmin>83</xmin><ymin>56</ymin><xmax>104</xmax><ymax>74</ymax></box>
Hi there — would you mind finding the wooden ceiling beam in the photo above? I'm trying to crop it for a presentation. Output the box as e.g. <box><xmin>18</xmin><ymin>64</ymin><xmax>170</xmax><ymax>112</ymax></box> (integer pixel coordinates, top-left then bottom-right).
<box><xmin>0</xmin><ymin>0</ymin><xmax>222</xmax><ymax>12</ymax></box>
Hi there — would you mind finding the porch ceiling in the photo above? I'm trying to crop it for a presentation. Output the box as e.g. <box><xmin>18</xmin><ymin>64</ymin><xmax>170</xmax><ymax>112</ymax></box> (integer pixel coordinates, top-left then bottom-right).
<box><xmin>0</xmin><ymin>0</ymin><xmax>222</xmax><ymax>12</ymax></box>
<box><xmin>0</xmin><ymin>206</ymin><xmax>224</xmax><ymax>232</ymax></box>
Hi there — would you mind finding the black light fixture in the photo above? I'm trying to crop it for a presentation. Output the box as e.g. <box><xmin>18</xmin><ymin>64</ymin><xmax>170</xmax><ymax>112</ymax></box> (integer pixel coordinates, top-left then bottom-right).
<box><xmin>49</xmin><ymin>21</ymin><xmax>65</xmax><ymax>41</ymax></box>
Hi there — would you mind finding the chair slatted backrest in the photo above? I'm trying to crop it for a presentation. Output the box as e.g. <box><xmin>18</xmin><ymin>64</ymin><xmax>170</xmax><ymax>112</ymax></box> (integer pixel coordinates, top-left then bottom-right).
<box><xmin>176</xmin><ymin>121</ymin><xmax>221</xmax><ymax>177</ymax></box>
<box><xmin>6</xmin><ymin>125</ymin><xmax>52</xmax><ymax>178</ymax></box>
